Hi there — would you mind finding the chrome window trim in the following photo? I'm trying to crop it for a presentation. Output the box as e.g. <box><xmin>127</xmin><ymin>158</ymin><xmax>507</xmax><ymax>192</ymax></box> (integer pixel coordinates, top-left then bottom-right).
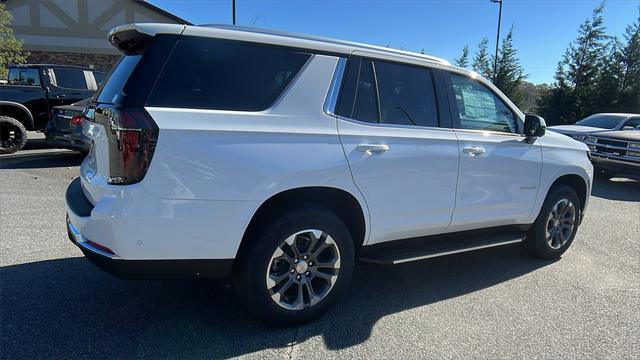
<box><xmin>453</xmin><ymin>128</ymin><xmax>526</xmax><ymax>138</ymax></box>
<box><xmin>323</xmin><ymin>57</ymin><xmax>347</xmax><ymax>116</ymax></box>
<box><xmin>335</xmin><ymin>114</ymin><xmax>454</xmax><ymax>133</ymax></box>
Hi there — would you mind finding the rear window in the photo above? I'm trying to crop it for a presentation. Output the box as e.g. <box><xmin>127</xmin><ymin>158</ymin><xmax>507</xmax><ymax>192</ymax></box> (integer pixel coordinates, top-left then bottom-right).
<box><xmin>96</xmin><ymin>55</ymin><xmax>142</xmax><ymax>104</ymax></box>
<box><xmin>147</xmin><ymin>38</ymin><xmax>311</xmax><ymax>111</ymax></box>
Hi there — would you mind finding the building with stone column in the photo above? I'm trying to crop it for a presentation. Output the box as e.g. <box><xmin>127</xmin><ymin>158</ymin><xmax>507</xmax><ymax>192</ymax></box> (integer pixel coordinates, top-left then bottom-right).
<box><xmin>2</xmin><ymin>0</ymin><xmax>191</xmax><ymax>71</ymax></box>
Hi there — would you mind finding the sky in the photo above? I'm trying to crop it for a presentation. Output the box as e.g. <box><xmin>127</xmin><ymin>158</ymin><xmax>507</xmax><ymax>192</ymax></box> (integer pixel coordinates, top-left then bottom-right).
<box><xmin>148</xmin><ymin>0</ymin><xmax>640</xmax><ymax>84</ymax></box>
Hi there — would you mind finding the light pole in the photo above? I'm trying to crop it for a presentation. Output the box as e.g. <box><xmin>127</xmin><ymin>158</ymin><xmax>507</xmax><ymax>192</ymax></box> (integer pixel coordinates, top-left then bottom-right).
<box><xmin>490</xmin><ymin>0</ymin><xmax>503</xmax><ymax>82</ymax></box>
<box><xmin>232</xmin><ymin>0</ymin><xmax>236</xmax><ymax>25</ymax></box>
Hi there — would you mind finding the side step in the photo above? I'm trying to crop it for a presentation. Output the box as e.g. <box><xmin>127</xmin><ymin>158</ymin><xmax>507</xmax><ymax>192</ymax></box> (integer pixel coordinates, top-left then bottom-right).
<box><xmin>359</xmin><ymin>234</ymin><xmax>525</xmax><ymax>265</ymax></box>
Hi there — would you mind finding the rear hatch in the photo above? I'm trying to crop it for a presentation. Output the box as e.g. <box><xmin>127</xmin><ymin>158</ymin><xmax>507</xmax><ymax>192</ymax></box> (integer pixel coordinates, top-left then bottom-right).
<box><xmin>81</xmin><ymin>25</ymin><xmax>183</xmax><ymax>204</ymax></box>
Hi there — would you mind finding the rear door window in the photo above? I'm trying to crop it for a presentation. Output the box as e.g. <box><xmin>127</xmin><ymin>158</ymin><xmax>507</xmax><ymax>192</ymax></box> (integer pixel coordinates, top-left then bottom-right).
<box><xmin>148</xmin><ymin>38</ymin><xmax>311</xmax><ymax>111</ymax></box>
<box><xmin>373</xmin><ymin>60</ymin><xmax>438</xmax><ymax>127</ymax></box>
<box><xmin>51</xmin><ymin>68</ymin><xmax>89</xmax><ymax>89</ymax></box>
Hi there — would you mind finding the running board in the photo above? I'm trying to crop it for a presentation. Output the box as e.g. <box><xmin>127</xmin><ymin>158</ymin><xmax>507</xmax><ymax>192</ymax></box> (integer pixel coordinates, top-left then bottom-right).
<box><xmin>359</xmin><ymin>234</ymin><xmax>525</xmax><ymax>265</ymax></box>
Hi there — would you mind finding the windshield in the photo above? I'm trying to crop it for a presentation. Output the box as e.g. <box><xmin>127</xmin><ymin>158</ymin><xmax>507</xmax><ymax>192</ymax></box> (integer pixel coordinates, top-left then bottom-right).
<box><xmin>576</xmin><ymin>114</ymin><xmax>624</xmax><ymax>129</ymax></box>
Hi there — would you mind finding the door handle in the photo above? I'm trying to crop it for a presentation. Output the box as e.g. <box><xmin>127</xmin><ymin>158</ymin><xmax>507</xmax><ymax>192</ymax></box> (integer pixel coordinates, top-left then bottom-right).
<box><xmin>54</xmin><ymin>94</ymin><xmax>66</xmax><ymax>98</ymax></box>
<box><xmin>462</xmin><ymin>146</ymin><xmax>485</xmax><ymax>156</ymax></box>
<box><xmin>357</xmin><ymin>144</ymin><xmax>389</xmax><ymax>154</ymax></box>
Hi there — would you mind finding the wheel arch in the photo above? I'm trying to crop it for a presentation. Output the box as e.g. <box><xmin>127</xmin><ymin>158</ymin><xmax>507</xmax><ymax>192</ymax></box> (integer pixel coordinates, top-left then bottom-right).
<box><xmin>236</xmin><ymin>186</ymin><xmax>369</xmax><ymax>262</ymax></box>
<box><xmin>548</xmin><ymin>174</ymin><xmax>589</xmax><ymax>214</ymax></box>
<box><xmin>0</xmin><ymin>101</ymin><xmax>35</xmax><ymax>130</ymax></box>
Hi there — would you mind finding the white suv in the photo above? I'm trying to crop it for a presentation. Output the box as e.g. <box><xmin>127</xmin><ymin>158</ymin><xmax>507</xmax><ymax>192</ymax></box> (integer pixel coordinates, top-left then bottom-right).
<box><xmin>66</xmin><ymin>24</ymin><xmax>593</xmax><ymax>325</ymax></box>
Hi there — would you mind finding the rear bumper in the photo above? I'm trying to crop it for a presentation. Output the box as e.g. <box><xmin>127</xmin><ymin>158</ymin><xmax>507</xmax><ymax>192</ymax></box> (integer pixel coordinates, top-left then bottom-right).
<box><xmin>65</xmin><ymin>178</ymin><xmax>234</xmax><ymax>279</ymax></box>
<box><xmin>45</xmin><ymin>131</ymin><xmax>91</xmax><ymax>152</ymax></box>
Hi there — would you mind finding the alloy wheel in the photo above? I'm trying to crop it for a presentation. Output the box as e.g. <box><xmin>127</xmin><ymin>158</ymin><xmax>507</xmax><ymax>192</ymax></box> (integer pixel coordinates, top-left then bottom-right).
<box><xmin>0</xmin><ymin>121</ymin><xmax>24</xmax><ymax>150</ymax></box>
<box><xmin>546</xmin><ymin>199</ymin><xmax>576</xmax><ymax>250</ymax></box>
<box><xmin>266</xmin><ymin>229</ymin><xmax>341</xmax><ymax>310</ymax></box>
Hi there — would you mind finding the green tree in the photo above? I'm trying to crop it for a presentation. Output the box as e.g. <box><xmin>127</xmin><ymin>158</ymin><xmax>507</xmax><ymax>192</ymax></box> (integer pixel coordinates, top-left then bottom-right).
<box><xmin>455</xmin><ymin>45</ymin><xmax>470</xmax><ymax>68</ymax></box>
<box><xmin>472</xmin><ymin>37</ymin><xmax>492</xmax><ymax>79</ymax></box>
<box><xmin>492</xmin><ymin>26</ymin><xmax>527</xmax><ymax>106</ymax></box>
<box><xmin>538</xmin><ymin>3</ymin><xmax>609</xmax><ymax>123</ymax></box>
<box><xmin>593</xmin><ymin>38</ymin><xmax>624</xmax><ymax>112</ymax></box>
<box><xmin>0</xmin><ymin>4</ymin><xmax>28</xmax><ymax>79</ymax></box>
<box><xmin>617</xmin><ymin>15</ymin><xmax>640</xmax><ymax>112</ymax></box>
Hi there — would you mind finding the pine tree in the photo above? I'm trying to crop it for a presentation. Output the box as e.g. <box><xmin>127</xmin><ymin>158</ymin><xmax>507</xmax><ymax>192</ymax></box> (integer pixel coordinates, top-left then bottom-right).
<box><xmin>537</xmin><ymin>2</ymin><xmax>609</xmax><ymax>123</ymax></box>
<box><xmin>492</xmin><ymin>26</ymin><xmax>527</xmax><ymax>106</ymax></box>
<box><xmin>593</xmin><ymin>38</ymin><xmax>624</xmax><ymax>112</ymax></box>
<box><xmin>455</xmin><ymin>45</ymin><xmax>470</xmax><ymax>68</ymax></box>
<box><xmin>618</xmin><ymin>15</ymin><xmax>640</xmax><ymax>112</ymax></box>
<box><xmin>472</xmin><ymin>37</ymin><xmax>492</xmax><ymax>79</ymax></box>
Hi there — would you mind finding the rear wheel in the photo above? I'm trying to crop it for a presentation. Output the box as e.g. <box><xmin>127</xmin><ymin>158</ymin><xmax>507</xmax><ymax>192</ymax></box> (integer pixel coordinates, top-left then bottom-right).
<box><xmin>233</xmin><ymin>207</ymin><xmax>355</xmax><ymax>326</ymax></box>
<box><xmin>524</xmin><ymin>185</ymin><xmax>581</xmax><ymax>260</ymax></box>
<box><xmin>0</xmin><ymin>116</ymin><xmax>28</xmax><ymax>154</ymax></box>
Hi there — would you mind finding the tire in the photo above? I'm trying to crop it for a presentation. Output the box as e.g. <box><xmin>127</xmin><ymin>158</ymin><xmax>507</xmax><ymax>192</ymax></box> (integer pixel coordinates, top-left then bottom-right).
<box><xmin>0</xmin><ymin>116</ymin><xmax>28</xmax><ymax>155</ymax></box>
<box><xmin>524</xmin><ymin>185</ymin><xmax>581</xmax><ymax>260</ymax></box>
<box><xmin>233</xmin><ymin>206</ymin><xmax>355</xmax><ymax>326</ymax></box>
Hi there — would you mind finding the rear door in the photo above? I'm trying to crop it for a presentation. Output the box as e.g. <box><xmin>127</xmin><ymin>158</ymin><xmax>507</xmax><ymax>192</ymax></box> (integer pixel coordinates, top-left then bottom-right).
<box><xmin>335</xmin><ymin>56</ymin><xmax>459</xmax><ymax>245</ymax></box>
<box><xmin>444</xmin><ymin>72</ymin><xmax>542</xmax><ymax>230</ymax></box>
<box><xmin>47</xmin><ymin>67</ymin><xmax>95</xmax><ymax>108</ymax></box>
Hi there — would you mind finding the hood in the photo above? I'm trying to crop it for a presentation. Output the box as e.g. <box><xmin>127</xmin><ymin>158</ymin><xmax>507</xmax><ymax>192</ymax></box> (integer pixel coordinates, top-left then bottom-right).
<box><xmin>548</xmin><ymin>125</ymin><xmax>607</xmax><ymax>134</ymax></box>
<box><xmin>537</xmin><ymin>129</ymin><xmax>590</xmax><ymax>152</ymax></box>
<box><xmin>592</xmin><ymin>130</ymin><xmax>640</xmax><ymax>141</ymax></box>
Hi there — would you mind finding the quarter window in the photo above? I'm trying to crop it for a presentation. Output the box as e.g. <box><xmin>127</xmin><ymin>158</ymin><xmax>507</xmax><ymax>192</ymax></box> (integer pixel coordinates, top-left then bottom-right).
<box><xmin>148</xmin><ymin>38</ymin><xmax>311</xmax><ymax>111</ymax></box>
<box><xmin>450</xmin><ymin>73</ymin><xmax>516</xmax><ymax>133</ymax></box>
<box><xmin>374</xmin><ymin>60</ymin><xmax>438</xmax><ymax>127</ymax></box>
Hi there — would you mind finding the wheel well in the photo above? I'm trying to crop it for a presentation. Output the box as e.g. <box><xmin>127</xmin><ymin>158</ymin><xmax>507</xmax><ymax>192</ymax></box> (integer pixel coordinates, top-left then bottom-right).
<box><xmin>237</xmin><ymin>187</ymin><xmax>367</xmax><ymax>259</ymax></box>
<box><xmin>550</xmin><ymin>174</ymin><xmax>588</xmax><ymax>212</ymax></box>
<box><xmin>0</xmin><ymin>104</ymin><xmax>33</xmax><ymax>130</ymax></box>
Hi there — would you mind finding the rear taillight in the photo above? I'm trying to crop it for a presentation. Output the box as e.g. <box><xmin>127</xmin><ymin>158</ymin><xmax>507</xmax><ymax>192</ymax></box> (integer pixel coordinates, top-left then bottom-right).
<box><xmin>70</xmin><ymin>115</ymin><xmax>83</xmax><ymax>126</ymax></box>
<box><xmin>106</xmin><ymin>107</ymin><xmax>158</xmax><ymax>185</ymax></box>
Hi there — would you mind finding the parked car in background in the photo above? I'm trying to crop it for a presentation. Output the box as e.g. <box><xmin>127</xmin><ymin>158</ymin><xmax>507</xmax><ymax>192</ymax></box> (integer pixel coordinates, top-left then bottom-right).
<box><xmin>584</xmin><ymin>129</ymin><xmax>640</xmax><ymax>179</ymax></box>
<box><xmin>0</xmin><ymin>64</ymin><xmax>106</xmax><ymax>154</ymax></box>
<box><xmin>66</xmin><ymin>23</ymin><xmax>593</xmax><ymax>325</ymax></box>
<box><xmin>548</xmin><ymin>113</ymin><xmax>640</xmax><ymax>141</ymax></box>
<box><xmin>44</xmin><ymin>98</ymin><xmax>91</xmax><ymax>153</ymax></box>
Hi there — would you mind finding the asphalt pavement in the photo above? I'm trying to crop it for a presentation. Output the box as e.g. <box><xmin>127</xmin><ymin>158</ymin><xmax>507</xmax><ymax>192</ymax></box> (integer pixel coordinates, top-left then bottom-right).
<box><xmin>1</xmin><ymin>135</ymin><xmax>639</xmax><ymax>359</ymax></box>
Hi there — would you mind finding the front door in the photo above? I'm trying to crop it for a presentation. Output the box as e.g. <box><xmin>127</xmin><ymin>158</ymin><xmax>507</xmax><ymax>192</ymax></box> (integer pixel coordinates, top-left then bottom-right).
<box><xmin>335</xmin><ymin>57</ymin><xmax>459</xmax><ymax>244</ymax></box>
<box><xmin>446</xmin><ymin>72</ymin><xmax>542</xmax><ymax>230</ymax></box>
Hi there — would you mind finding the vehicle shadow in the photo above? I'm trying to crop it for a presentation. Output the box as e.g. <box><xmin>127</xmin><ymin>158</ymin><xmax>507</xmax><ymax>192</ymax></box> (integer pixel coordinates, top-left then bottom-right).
<box><xmin>1</xmin><ymin>245</ymin><xmax>552</xmax><ymax>359</ymax></box>
<box><xmin>591</xmin><ymin>177</ymin><xmax>640</xmax><ymax>202</ymax></box>
<box><xmin>0</xmin><ymin>150</ymin><xmax>85</xmax><ymax>169</ymax></box>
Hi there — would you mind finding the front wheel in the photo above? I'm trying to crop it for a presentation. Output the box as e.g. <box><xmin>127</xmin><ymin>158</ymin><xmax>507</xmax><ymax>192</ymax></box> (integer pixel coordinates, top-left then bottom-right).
<box><xmin>524</xmin><ymin>185</ymin><xmax>581</xmax><ymax>260</ymax></box>
<box><xmin>0</xmin><ymin>116</ymin><xmax>28</xmax><ymax>154</ymax></box>
<box><xmin>233</xmin><ymin>207</ymin><xmax>355</xmax><ymax>326</ymax></box>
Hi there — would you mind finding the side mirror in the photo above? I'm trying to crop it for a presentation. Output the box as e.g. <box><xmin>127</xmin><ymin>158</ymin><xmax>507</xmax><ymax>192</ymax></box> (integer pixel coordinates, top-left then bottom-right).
<box><xmin>524</xmin><ymin>114</ymin><xmax>546</xmax><ymax>141</ymax></box>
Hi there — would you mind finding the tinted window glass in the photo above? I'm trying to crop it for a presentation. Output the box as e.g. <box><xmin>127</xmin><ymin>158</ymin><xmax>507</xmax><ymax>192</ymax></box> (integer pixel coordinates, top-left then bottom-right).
<box><xmin>374</xmin><ymin>61</ymin><xmax>438</xmax><ymax>127</ymax></box>
<box><xmin>148</xmin><ymin>38</ymin><xmax>311</xmax><ymax>111</ymax></box>
<box><xmin>624</xmin><ymin>117</ymin><xmax>640</xmax><ymax>129</ymax></box>
<box><xmin>96</xmin><ymin>55</ymin><xmax>142</xmax><ymax>104</ymax></box>
<box><xmin>334</xmin><ymin>58</ymin><xmax>378</xmax><ymax>123</ymax></box>
<box><xmin>450</xmin><ymin>74</ymin><xmax>516</xmax><ymax>133</ymax></box>
<box><xmin>52</xmin><ymin>68</ymin><xmax>88</xmax><ymax>89</ymax></box>
<box><xmin>351</xmin><ymin>60</ymin><xmax>378</xmax><ymax>122</ymax></box>
<box><xmin>92</xmin><ymin>71</ymin><xmax>106</xmax><ymax>86</ymax></box>
<box><xmin>7</xmin><ymin>68</ymin><xmax>40</xmax><ymax>86</ymax></box>
<box><xmin>576</xmin><ymin>114</ymin><xmax>624</xmax><ymax>129</ymax></box>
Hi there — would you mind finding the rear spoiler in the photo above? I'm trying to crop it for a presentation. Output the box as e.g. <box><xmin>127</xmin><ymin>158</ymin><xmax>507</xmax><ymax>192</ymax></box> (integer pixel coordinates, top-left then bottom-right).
<box><xmin>107</xmin><ymin>23</ymin><xmax>186</xmax><ymax>54</ymax></box>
